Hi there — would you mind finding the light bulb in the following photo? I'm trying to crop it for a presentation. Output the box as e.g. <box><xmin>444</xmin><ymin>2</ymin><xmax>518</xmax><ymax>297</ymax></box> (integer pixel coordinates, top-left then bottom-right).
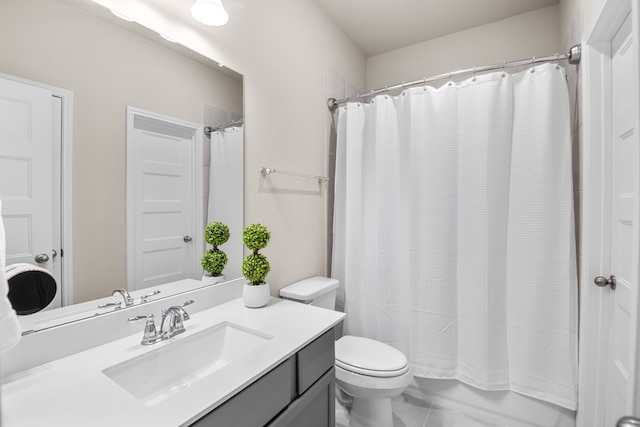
<box><xmin>191</xmin><ymin>0</ymin><xmax>229</xmax><ymax>27</ymax></box>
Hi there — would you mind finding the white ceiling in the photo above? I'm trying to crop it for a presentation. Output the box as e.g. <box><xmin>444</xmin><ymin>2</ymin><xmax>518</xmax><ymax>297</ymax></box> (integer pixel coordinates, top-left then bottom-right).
<box><xmin>311</xmin><ymin>0</ymin><xmax>560</xmax><ymax>57</ymax></box>
<box><xmin>103</xmin><ymin>0</ymin><xmax>560</xmax><ymax>60</ymax></box>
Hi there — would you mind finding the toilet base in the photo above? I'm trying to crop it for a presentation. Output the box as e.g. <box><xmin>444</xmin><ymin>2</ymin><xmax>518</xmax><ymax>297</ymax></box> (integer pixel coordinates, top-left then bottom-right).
<box><xmin>349</xmin><ymin>396</ymin><xmax>393</xmax><ymax>427</ymax></box>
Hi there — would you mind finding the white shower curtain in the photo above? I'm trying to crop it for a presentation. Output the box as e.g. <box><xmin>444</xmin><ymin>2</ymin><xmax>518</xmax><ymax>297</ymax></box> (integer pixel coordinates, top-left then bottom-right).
<box><xmin>208</xmin><ymin>126</ymin><xmax>244</xmax><ymax>279</ymax></box>
<box><xmin>332</xmin><ymin>64</ymin><xmax>578</xmax><ymax>410</ymax></box>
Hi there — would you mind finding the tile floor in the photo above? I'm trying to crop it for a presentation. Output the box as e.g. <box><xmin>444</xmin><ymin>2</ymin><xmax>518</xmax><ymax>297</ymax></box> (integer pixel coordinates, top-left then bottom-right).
<box><xmin>336</xmin><ymin>393</ymin><xmax>505</xmax><ymax>427</ymax></box>
<box><xmin>393</xmin><ymin>394</ymin><xmax>505</xmax><ymax>427</ymax></box>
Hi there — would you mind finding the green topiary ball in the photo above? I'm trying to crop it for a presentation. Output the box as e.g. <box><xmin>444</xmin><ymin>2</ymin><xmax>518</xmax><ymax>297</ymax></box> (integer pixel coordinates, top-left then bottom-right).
<box><xmin>242</xmin><ymin>223</ymin><xmax>270</xmax><ymax>251</ymax></box>
<box><xmin>201</xmin><ymin>248</ymin><xmax>228</xmax><ymax>276</ymax></box>
<box><xmin>204</xmin><ymin>222</ymin><xmax>230</xmax><ymax>247</ymax></box>
<box><xmin>242</xmin><ymin>253</ymin><xmax>270</xmax><ymax>285</ymax></box>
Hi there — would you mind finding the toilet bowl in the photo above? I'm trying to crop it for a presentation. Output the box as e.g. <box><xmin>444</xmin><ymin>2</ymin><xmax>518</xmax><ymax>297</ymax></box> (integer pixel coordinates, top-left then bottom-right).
<box><xmin>279</xmin><ymin>276</ymin><xmax>413</xmax><ymax>427</ymax></box>
<box><xmin>4</xmin><ymin>263</ymin><xmax>59</xmax><ymax>314</ymax></box>
<box><xmin>335</xmin><ymin>335</ymin><xmax>412</xmax><ymax>427</ymax></box>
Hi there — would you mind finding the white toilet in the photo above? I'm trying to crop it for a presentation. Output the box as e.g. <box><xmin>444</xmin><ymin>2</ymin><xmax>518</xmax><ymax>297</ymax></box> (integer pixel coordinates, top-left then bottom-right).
<box><xmin>280</xmin><ymin>276</ymin><xmax>412</xmax><ymax>427</ymax></box>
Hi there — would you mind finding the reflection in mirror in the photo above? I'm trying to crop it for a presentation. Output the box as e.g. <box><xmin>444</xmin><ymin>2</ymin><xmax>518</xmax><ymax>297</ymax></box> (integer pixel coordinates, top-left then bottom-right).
<box><xmin>0</xmin><ymin>0</ymin><xmax>243</xmax><ymax>332</ymax></box>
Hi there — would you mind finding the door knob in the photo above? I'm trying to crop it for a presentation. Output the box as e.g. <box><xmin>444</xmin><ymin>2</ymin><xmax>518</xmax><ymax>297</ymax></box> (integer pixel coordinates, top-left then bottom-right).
<box><xmin>183</xmin><ymin>236</ymin><xmax>192</xmax><ymax>242</ymax></box>
<box><xmin>617</xmin><ymin>416</ymin><xmax>640</xmax><ymax>426</ymax></box>
<box><xmin>34</xmin><ymin>253</ymin><xmax>50</xmax><ymax>263</ymax></box>
<box><xmin>594</xmin><ymin>275</ymin><xmax>616</xmax><ymax>290</ymax></box>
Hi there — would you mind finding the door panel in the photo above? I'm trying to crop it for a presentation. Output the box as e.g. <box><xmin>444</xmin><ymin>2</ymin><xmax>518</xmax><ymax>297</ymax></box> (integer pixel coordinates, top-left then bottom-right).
<box><xmin>606</xmin><ymin>13</ymin><xmax>638</xmax><ymax>426</ymax></box>
<box><xmin>127</xmin><ymin>110</ymin><xmax>197</xmax><ymax>291</ymax></box>
<box><xmin>0</xmin><ymin>77</ymin><xmax>55</xmax><ymax>275</ymax></box>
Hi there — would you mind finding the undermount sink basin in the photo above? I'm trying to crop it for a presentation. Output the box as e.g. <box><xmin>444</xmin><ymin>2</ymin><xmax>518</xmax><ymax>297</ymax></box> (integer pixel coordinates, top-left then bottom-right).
<box><xmin>102</xmin><ymin>321</ymin><xmax>272</xmax><ymax>406</ymax></box>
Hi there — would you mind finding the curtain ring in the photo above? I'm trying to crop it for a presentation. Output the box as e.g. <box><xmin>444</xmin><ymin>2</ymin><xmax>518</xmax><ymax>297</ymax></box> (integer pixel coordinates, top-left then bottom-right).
<box><xmin>448</xmin><ymin>71</ymin><xmax>452</xmax><ymax>86</ymax></box>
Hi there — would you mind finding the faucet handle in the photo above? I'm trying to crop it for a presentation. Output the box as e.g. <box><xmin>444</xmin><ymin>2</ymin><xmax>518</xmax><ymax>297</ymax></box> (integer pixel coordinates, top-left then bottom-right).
<box><xmin>128</xmin><ymin>313</ymin><xmax>153</xmax><ymax>322</ymax></box>
<box><xmin>98</xmin><ymin>301</ymin><xmax>122</xmax><ymax>309</ymax></box>
<box><xmin>140</xmin><ymin>290</ymin><xmax>161</xmax><ymax>303</ymax></box>
<box><xmin>179</xmin><ymin>300</ymin><xmax>194</xmax><ymax>321</ymax></box>
<box><xmin>128</xmin><ymin>313</ymin><xmax>161</xmax><ymax>345</ymax></box>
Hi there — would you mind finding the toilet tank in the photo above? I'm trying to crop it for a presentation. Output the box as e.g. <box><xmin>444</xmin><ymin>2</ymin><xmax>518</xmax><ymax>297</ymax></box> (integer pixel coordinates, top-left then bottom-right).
<box><xmin>279</xmin><ymin>276</ymin><xmax>339</xmax><ymax>310</ymax></box>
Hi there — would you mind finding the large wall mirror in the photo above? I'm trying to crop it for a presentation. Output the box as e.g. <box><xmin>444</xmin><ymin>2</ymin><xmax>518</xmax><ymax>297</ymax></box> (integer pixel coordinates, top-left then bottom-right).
<box><xmin>0</xmin><ymin>0</ymin><xmax>243</xmax><ymax>331</ymax></box>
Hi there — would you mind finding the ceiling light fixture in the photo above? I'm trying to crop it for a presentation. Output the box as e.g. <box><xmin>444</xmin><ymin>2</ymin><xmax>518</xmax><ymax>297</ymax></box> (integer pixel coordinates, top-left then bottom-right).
<box><xmin>159</xmin><ymin>33</ymin><xmax>177</xmax><ymax>43</ymax></box>
<box><xmin>191</xmin><ymin>0</ymin><xmax>229</xmax><ymax>26</ymax></box>
<box><xmin>110</xmin><ymin>10</ymin><xmax>134</xmax><ymax>22</ymax></box>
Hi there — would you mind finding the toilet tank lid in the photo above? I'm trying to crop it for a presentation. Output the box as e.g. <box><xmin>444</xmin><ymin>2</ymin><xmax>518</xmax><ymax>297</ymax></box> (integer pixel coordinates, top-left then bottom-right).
<box><xmin>279</xmin><ymin>276</ymin><xmax>339</xmax><ymax>301</ymax></box>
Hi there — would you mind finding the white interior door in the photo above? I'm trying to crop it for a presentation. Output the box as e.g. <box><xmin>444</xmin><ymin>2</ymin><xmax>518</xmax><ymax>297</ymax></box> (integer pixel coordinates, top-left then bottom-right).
<box><xmin>0</xmin><ymin>77</ymin><xmax>60</xmax><ymax>294</ymax></box>
<box><xmin>604</xmin><ymin>14</ymin><xmax>638</xmax><ymax>426</ymax></box>
<box><xmin>127</xmin><ymin>108</ymin><xmax>202</xmax><ymax>291</ymax></box>
<box><xmin>580</xmin><ymin>2</ymin><xmax>640</xmax><ymax>425</ymax></box>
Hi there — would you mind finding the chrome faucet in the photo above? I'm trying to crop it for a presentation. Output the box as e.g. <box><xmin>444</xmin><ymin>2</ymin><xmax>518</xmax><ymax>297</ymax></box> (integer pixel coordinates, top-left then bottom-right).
<box><xmin>128</xmin><ymin>300</ymin><xmax>195</xmax><ymax>345</ymax></box>
<box><xmin>159</xmin><ymin>300</ymin><xmax>194</xmax><ymax>338</ymax></box>
<box><xmin>112</xmin><ymin>288</ymin><xmax>134</xmax><ymax>307</ymax></box>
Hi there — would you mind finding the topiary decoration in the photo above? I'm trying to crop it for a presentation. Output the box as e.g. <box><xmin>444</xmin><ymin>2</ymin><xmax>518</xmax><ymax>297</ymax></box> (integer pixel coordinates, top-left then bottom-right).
<box><xmin>242</xmin><ymin>223</ymin><xmax>270</xmax><ymax>252</ymax></box>
<box><xmin>201</xmin><ymin>248</ymin><xmax>228</xmax><ymax>277</ymax></box>
<box><xmin>201</xmin><ymin>221</ymin><xmax>229</xmax><ymax>277</ymax></box>
<box><xmin>204</xmin><ymin>222</ymin><xmax>230</xmax><ymax>247</ymax></box>
<box><xmin>242</xmin><ymin>223</ymin><xmax>271</xmax><ymax>285</ymax></box>
<box><xmin>242</xmin><ymin>253</ymin><xmax>270</xmax><ymax>285</ymax></box>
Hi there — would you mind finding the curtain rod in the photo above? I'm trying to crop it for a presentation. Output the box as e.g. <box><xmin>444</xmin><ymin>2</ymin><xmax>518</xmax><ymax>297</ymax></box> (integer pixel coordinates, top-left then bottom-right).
<box><xmin>327</xmin><ymin>44</ymin><xmax>581</xmax><ymax>112</ymax></box>
<box><xmin>204</xmin><ymin>118</ymin><xmax>244</xmax><ymax>137</ymax></box>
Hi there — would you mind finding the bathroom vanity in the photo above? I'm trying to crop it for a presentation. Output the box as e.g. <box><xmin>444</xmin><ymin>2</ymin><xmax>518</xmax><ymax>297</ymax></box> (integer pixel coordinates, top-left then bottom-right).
<box><xmin>192</xmin><ymin>328</ymin><xmax>336</xmax><ymax>426</ymax></box>
<box><xmin>1</xmin><ymin>284</ymin><xmax>344</xmax><ymax>427</ymax></box>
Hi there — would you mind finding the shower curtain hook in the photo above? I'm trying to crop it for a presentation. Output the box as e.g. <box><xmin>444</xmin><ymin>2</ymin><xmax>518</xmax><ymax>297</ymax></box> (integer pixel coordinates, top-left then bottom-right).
<box><xmin>384</xmin><ymin>86</ymin><xmax>388</xmax><ymax>99</ymax></box>
<box><xmin>531</xmin><ymin>56</ymin><xmax>536</xmax><ymax>73</ymax></box>
<box><xmin>423</xmin><ymin>76</ymin><xmax>427</xmax><ymax>90</ymax></box>
<box><xmin>555</xmin><ymin>53</ymin><xmax>560</xmax><ymax>70</ymax></box>
<box><xmin>502</xmin><ymin>61</ymin><xmax>506</xmax><ymax>77</ymax></box>
<box><xmin>472</xmin><ymin>66</ymin><xmax>477</xmax><ymax>82</ymax></box>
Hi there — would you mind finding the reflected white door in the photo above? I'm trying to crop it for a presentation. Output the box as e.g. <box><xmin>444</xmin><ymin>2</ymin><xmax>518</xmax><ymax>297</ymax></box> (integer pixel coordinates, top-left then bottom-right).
<box><xmin>604</xmin><ymin>14</ymin><xmax>639</xmax><ymax>425</ymax></box>
<box><xmin>0</xmin><ymin>77</ymin><xmax>61</xmax><ymax>299</ymax></box>
<box><xmin>127</xmin><ymin>108</ymin><xmax>200</xmax><ymax>291</ymax></box>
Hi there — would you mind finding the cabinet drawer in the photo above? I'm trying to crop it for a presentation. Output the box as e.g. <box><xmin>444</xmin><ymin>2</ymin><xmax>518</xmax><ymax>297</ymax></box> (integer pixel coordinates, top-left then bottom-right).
<box><xmin>190</xmin><ymin>357</ymin><xmax>294</xmax><ymax>426</ymax></box>
<box><xmin>267</xmin><ymin>367</ymin><xmax>335</xmax><ymax>427</ymax></box>
<box><xmin>297</xmin><ymin>329</ymin><xmax>335</xmax><ymax>395</ymax></box>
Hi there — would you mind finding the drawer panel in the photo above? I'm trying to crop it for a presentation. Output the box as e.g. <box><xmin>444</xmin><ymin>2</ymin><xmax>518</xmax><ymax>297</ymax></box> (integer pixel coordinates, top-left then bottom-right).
<box><xmin>268</xmin><ymin>368</ymin><xmax>335</xmax><ymax>427</ymax></box>
<box><xmin>297</xmin><ymin>328</ymin><xmax>335</xmax><ymax>394</ymax></box>
<box><xmin>190</xmin><ymin>357</ymin><xmax>294</xmax><ymax>426</ymax></box>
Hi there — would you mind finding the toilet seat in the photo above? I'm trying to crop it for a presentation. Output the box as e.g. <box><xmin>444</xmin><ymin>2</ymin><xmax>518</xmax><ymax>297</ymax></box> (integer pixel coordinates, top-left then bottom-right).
<box><xmin>335</xmin><ymin>335</ymin><xmax>410</xmax><ymax>378</ymax></box>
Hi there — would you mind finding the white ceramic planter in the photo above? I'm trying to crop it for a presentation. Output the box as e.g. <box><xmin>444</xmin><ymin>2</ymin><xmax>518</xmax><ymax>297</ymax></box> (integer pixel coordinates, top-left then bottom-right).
<box><xmin>202</xmin><ymin>273</ymin><xmax>225</xmax><ymax>286</ymax></box>
<box><xmin>242</xmin><ymin>282</ymin><xmax>270</xmax><ymax>308</ymax></box>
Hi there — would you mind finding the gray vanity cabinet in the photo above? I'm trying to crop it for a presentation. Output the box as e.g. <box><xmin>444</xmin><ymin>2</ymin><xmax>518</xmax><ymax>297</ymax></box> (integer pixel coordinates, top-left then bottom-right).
<box><xmin>191</xmin><ymin>329</ymin><xmax>336</xmax><ymax>427</ymax></box>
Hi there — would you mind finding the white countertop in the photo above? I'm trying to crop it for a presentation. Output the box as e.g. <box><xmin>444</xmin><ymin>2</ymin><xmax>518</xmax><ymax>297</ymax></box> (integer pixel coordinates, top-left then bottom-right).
<box><xmin>1</xmin><ymin>297</ymin><xmax>345</xmax><ymax>427</ymax></box>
